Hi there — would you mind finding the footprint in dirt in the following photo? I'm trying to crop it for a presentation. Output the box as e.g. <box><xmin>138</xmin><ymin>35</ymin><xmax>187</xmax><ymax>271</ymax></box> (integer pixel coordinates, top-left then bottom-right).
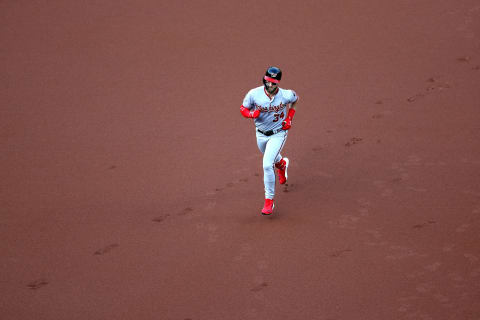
<box><xmin>345</xmin><ymin>137</ymin><xmax>363</xmax><ymax>147</ymax></box>
<box><xmin>282</xmin><ymin>183</ymin><xmax>293</xmax><ymax>193</ymax></box>
<box><xmin>250</xmin><ymin>282</ymin><xmax>269</xmax><ymax>292</ymax></box>
<box><xmin>208</xmin><ymin>179</ymin><xmax>248</xmax><ymax>197</ymax></box>
<box><xmin>178</xmin><ymin>207</ymin><xmax>194</xmax><ymax>216</ymax></box>
<box><xmin>407</xmin><ymin>77</ymin><xmax>451</xmax><ymax>102</ymax></box>
<box><xmin>27</xmin><ymin>279</ymin><xmax>48</xmax><ymax>290</ymax></box>
<box><xmin>152</xmin><ymin>214</ymin><xmax>170</xmax><ymax>223</ymax></box>
<box><xmin>94</xmin><ymin>243</ymin><xmax>119</xmax><ymax>255</ymax></box>
<box><xmin>457</xmin><ymin>56</ymin><xmax>471</xmax><ymax>63</ymax></box>
<box><xmin>407</xmin><ymin>93</ymin><xmax>425</xmax><ymax>102</ymax></box>
<box><xmin>328</xmin><ymin>248</ymin><xmax>352</xmax><ymax>258</ymax></box>
<box><xmin>412</xmin><ymin>220</ymin><xmax>436</xmax><ymax>229</ymax></box>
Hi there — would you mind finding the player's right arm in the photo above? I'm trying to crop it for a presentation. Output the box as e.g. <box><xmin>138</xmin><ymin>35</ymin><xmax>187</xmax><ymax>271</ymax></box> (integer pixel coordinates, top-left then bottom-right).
<box><xmin>240</xmin><ymin>89</ymin><xmax>260</xmax><ymax>119</ymax></box>
<box><xmin>240</xmin><ymin>105</ymin><xmax>260</xmax><ymax>118</ymax></box>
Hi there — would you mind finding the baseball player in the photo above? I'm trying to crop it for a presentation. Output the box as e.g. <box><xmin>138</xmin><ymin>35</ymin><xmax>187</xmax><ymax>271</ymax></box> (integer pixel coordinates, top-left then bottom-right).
<box><xmin>240</xmin><ymin>66</ymin><xmax>298</xmax><ymax>215</ymax></box>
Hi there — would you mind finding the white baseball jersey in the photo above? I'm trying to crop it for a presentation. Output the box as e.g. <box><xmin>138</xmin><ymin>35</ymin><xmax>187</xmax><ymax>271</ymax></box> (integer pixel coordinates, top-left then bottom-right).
<box><xmin>242</xmin><ymin>86</ymin><xmax>298</xmax><ymax>131</ymax></box>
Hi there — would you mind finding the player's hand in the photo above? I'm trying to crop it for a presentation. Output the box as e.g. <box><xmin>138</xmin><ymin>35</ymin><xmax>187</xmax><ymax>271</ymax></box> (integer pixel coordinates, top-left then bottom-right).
<box><xmin>240</xmin><ymin>106</ymin><xmax>260</xmax><ymax>118</ymax></box>
<box><xmin>282</xmin><ymin>108</ymin><xmax>296</xmax><ymax>130</ymax></box>
<box><xmin>282</xmin><ymin>117</ymin><xmax>292</xmax><ymax>130</ymax></box>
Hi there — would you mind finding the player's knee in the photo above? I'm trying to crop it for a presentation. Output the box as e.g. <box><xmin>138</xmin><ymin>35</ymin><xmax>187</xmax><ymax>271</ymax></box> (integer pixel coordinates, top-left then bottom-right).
<box><xmin>263</xmin><ymin>162</ymin><xmax>274</xmax><ymax>172</ymax></box>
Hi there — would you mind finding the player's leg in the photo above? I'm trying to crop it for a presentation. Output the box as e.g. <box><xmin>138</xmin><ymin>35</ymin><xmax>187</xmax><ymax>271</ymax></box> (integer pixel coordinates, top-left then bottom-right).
<box><xmin>256</xmin><ymin>131</ymin><xmax>274</xmax><ymax>214</ymax></box>
<box><xmin>256</xmin><ymin>130</ymin><xmax>268</xmax><ymax>154</ymax></box>
<box><xmin>262</xmin><ymin>131</ymin><xmax>288</xmax><ymax>199</ymax></box>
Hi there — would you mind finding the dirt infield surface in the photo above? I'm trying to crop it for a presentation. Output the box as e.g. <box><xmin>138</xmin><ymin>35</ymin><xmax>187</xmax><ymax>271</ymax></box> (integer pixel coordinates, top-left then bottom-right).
<box><xmin>1</xmin><ymin>1</ymin><xmax>479</xmax><ymax>319</ymax></box>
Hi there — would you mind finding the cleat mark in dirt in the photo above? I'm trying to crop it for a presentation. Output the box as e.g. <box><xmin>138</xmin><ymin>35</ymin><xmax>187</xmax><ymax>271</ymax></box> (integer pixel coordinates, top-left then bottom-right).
<box><xmin>345</xmin><ymin>137</ymin><xmax>363</xmax><ymax>147</ymax></box>
<box><xmin>152</xmin><ymin>214</ymin><xmax>170</xmax><ymax>223</ymax></box>
<box><xmin>426</xmin><ymin>83</ymin><xmax>450</xmax><ymax>92</ymax></box>
<box><xmin>206</xmin><ymin>176</ymin><xmax>252</xmax><ymax>199</ymax></box>
<box><xmin>27</xmin><ymin>279</ymin><xmax>48</xmax><ymax>290</ymax></box>
<box><xmin>407</xmin><ymin>77</ymin><xmax>451</xmax><ymax>103</ymax></box>
<box><xmin>250</xmin><ymin>282</ymin><xmax>268</xmax><ymax>292</ymax></box>
<box><xmin>328</xmin><ymin>248</ymin><xmax>352</xmax><ymax>258</ymax></box>
<box><xmin>457</xmin><ymin>56</ymin><xmax>471</xmax><ymax>62</ymax></box>
<box><xmin>412</xmin><ymin>220</ymin><xmax>436</xmax><ymax>229</ymax></box>
<box><xmin>282</xmin><ymin>183</ymin><xmax>292</xmax><ymax>193</ymax></box>
<box><xmin>94</xmin><ymin>243</ymin><xmax>119</xmax><ymax>255</ymax></box>
<box><xmin>178</xmin><ymin>207</ymin><xmax>194</xmax><ymax>216</ymax></box>
<box><xmin>407</xmin><ymin>93</ymin><xmax>425</xmax><ymax>102</ymax></box>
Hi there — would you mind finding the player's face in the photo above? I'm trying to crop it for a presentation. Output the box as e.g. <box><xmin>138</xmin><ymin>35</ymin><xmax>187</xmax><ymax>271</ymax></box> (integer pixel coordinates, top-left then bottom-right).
<box><xmin>265</xmin><ymin>81</ymin><xmax>278</xmax><ymax>93</ymax></box>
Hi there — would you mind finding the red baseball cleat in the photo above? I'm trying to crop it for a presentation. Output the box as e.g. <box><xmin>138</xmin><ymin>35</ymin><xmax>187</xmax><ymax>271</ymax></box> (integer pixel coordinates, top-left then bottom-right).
<box><xmin>276</xmin><ymin>157</ymin><xmax>289</xmax><ymax>185</ymax></box>
<box><xmin>261</xmin><ymin>198</ymin><xmax>274</xmax><ymax>215</ymax></box>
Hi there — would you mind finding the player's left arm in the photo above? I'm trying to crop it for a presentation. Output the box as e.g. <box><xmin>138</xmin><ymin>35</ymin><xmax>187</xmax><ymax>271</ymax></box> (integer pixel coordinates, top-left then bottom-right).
<box><xmin>282</xmin><ymin>90</ymin><xmax>298</xmax><ymax>130</ymax></box>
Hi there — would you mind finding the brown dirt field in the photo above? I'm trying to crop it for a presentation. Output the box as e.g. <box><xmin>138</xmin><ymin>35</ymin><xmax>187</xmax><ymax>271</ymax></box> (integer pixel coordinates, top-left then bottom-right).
<box><xmin>1</xmin><ymin>1</ymin><xmax>480</xmax><ymax>319</ymax></box>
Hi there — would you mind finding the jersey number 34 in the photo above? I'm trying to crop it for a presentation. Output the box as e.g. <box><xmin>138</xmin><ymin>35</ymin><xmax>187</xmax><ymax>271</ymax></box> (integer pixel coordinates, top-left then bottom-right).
<box><xmin>273</xmin><ymin>112</ymin><xmax>284</xmax><ymax>122</ymax></box>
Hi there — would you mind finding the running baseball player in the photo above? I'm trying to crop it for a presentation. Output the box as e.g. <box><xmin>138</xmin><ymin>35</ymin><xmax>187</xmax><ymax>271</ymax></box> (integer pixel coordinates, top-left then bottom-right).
<box><xmin>240</xmin><ymin>66</ymin><xmax>298</xmax><ymax>215</ymax></box>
